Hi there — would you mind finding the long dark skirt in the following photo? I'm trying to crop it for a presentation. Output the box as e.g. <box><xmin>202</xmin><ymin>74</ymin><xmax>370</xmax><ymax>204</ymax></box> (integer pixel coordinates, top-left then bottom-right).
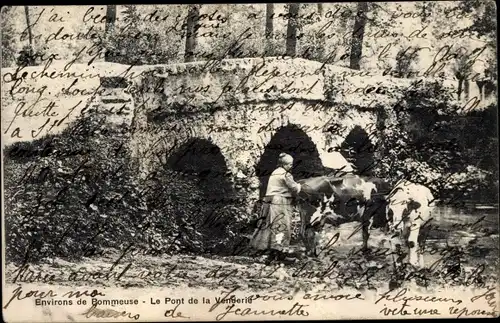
<box><xmin>249</xmin><ymin>196</ymin><xmax>294</xmax><ymax>253</ymax></box>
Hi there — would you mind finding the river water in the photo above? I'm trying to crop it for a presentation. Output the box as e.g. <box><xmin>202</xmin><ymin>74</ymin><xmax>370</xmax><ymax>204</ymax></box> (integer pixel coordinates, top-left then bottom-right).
<box><xmin>319</xmin><ymin>204</ymin><xmax>499</xmax><ymax>270</ymax></box>
<box><xmin>422</xmin><ymin>205</ymin><xmax>499</xmax><ymax>270</ymax></box>
<box><xmin>425</xmin><ymin>205</ymin><xmax>499</xmax><ymax>247</ymax></box>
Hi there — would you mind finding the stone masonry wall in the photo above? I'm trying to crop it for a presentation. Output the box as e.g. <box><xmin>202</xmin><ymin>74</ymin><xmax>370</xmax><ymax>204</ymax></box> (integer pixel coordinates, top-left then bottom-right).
<box><xmin>128</xmin><ymin>57</ymin><xmax>415</xmax><ymax>197</ymax></box>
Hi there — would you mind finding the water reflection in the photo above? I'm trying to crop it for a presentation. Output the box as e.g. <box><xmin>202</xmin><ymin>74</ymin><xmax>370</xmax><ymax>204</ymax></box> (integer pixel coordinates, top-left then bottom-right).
<box><xmin>423</xmin><ymin>205</ymin><xmax>499</xmax><ymax>269</ymax></box>
<box><xmin>430</xmin><ymin>205</ymin><xmax>499</xmax><ymax>236</ymax></box>
<box><xmin>317</xmin><ymin>204</ymin><xmax>498</xmax><ymax>255</ymax></box>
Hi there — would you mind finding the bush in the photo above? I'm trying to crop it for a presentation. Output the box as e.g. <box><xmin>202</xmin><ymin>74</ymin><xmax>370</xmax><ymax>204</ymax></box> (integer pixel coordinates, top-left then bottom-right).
<box><xmin>4</xmin><ymin>114</ymin><xmax>147</xmax><ymax>264</ymax></box>
<box><xmin>376</xmin><ymin>81</ymin><xmax>498</xmax><ymax>203</ymax></box>
<box><xmin>142</xmin><ymin>166</ymin><xmax>249</xmax><ymax>255</ymax></box>
<box><xmin>103</xmin><ymin>5</ymin><xmax>182</xmax><ymax>65</ymax></box>
<box><xmin>4</xmin><ymin>113</ymin><xmax>250</xmax><ymax>264</ymax></box>
<box><xmin>1</xmin><ymin>6</ymin><xmax>17</xmax><ymax>68</ymax></box>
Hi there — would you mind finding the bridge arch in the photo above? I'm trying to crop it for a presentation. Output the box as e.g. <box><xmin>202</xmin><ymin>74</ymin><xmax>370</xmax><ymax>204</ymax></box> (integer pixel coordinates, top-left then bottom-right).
<box><xmin>166</xmin><ymin>137</ymin><xmax>234</xmax><ymax>199</ymax></box>
<box><xmin>339</xmin><ymin>125</ymin><xmax>377</xmax><ymax>176</ymax></box>
<box><xmin>255</xmin><ymin>124</ymin><xmax>324</xmax><ymax>197</ymax></box>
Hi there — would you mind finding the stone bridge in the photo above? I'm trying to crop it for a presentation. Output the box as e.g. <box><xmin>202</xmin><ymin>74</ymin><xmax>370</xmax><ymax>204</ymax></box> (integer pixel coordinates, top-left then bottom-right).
<box><xmin>124</xmin><ymin>57</ymin><xmax>422</xmax><ymax>204</ymax></box>
<box><xmin>1</xmin><ymin>56</ymin><xmax>494</xmax><ymax>209</ymax></box>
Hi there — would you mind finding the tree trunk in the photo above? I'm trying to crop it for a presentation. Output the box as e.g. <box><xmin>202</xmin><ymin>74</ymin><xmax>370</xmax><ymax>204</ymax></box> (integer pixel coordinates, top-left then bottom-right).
<box><xmin>104</xmin><ymin>5</ymin><xmax>117</xmax><ymax>62</ymax></box>
<box><xmin>316</xmin><ymin>4</ymin><xmax>324</xmax><ymax>61</ymax></box>
<box><xmin>185</xmin><ymin>5</ymin><xmax>200</xmax><ymax>63</ymax></box>
<box><xmin>24</xmin><ymin>6</ymin><xmax>33</xmax><ymax>47</ymax></box>
<box><xmin>265</xmin><ymin>4</ymin><xmax>274</xmax><ymax>56</ymax></box>
<box><xmin>374</xmin><ymin>108</ymin><xmax>388</xmax><ymax>175</ymax></box>
<box><xmin>457</xmin><ymin>78</ymin><xmax>463</xmax><ymax>100</ymax></box>
<box><xmin>285</xmin><ymin>3</ymin><xmax>300</xmax><ymax>57</ymax></box>
<box><xmin>350</xmin><ymin>2</ymin><xmax>368</xmax><ymax>70</ymax></box>
<box><xmin>484</xmin><ymin>80</ymin><xmax>495</xmax><ymax>99</ymax></box>
<box><xmin>464</xmin><ymin>79</ymin><xmax>470</xmax><ymax>100</ymax></box>
<box><xmin>421</xmin><ymin>2</ymin><xmax>427</xmax><ymax>23</ymax></box>
<box><xmin>476</xmin><ymin>81</ymin><xmax>485</xmax><ymax>100</ymax></box>
<box><xmin>105</xmin><ymin>6</ymin><xmax>117</xmax><ymax>35</ymax></box>
<box><xmin>317</xmin><ymin>4</ymin><xmax>324</xmax><ymax>16</ymax></box>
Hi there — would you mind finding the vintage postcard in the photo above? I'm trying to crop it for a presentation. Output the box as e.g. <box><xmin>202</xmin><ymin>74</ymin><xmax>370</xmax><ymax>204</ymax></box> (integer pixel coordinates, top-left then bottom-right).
<box><xmin>1</xmin><ymin>2</ymin><xmax>499</xmax><ymax>322</ymax></box>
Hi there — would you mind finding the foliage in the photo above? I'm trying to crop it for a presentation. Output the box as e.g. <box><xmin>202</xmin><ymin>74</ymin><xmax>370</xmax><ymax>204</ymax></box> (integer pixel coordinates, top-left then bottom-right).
<box><xmin>103</xmin><ymin>5</ymin><xmax>182</xmax><ymax>65</ymax></box>
<box><xmin>16</xmin><ymin>45</ymin><xmax>48</xmax><ymax>67</ymax></box>
<box><xmin>1</xmin><ymin>6</ymin><xmax>17</xmax><ymax>68</ymax></box>
<box><xmin>4</xmin><ymin>114</ymin><xmax>144</xmax><ymax>264</ymax></box>
<box><xmin>394</xmin><ymin>47</ymin><xmax>420</xmax><ymax>78</ymax></box>
<box><xmin>458</xmin><ymin>0</ymin><xmax>497</xmax><ymax>41</ymax></box>
<box><xmin>375</xmin><ymin>81</ymin><xmax>498</xmax><ymax>203</ymax></box>
<box><xmin>4</xmin><ymin>113</ymin><xmax>249</xmax><ymax>264</ymax></box>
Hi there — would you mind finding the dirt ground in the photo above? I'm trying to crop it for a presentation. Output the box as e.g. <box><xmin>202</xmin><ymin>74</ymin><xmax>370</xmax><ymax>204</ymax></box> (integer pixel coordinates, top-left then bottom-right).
<box><xmin>5</xmin><ymin>222</ymin><xmax>498</xmax><ymax>295</ymax></box>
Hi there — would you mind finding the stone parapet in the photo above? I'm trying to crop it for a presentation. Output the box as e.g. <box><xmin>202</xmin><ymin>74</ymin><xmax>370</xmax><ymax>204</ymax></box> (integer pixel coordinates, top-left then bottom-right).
<box><xmin>129</xmin><ymin>57</ymin><xmax>420</xmax><ymax>114</ymax></box>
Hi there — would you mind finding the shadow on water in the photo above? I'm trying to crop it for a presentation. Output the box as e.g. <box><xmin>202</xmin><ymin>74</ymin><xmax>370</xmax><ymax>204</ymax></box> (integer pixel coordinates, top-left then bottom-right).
<box><xmin>428</xmin><ymin>205</ymin><xmax>499</xmax><ymax>237</ymax></box>
<box><xmin>421</xmin><ymin>205</ymin><xmax>499</xmax><ymax>268</ymax></box>
<box><xmin>321</xmin><ymin>204</ymin><xmax>498</xmax><ymax>266</ymax></box>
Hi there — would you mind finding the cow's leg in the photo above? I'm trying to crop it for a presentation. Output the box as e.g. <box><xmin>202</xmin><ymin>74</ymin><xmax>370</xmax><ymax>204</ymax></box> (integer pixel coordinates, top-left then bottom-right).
<box><xmin>389</xmin><ymin>217</ymin><xmax>411</xmax><ymax>267</ymax></box>
<box><xmin>299</xmin><ymin>207</ymin><xmax>315</xmax><ymax>257</ymax></box>
<box><xmin>306</xmin><ymin>230</ymin><xmax>317</xmax><ymax>257</ymax></box>
<box><xmin>416</xmin><ymin>210</ymin><xmax>431</xmax><ymax>268</ymax></box>
<box><xmin>406</xmin><ymin>220</ymin><xmax>420</xmax><ymax>268</ymax></box>
<box><xmin>361</xmin><ymin>220</ymin><xmax>370</xmax><ymax>251</ymax></box>
<box><xmin>360</xmin><ymin>205</ymin><xmax>371</xmax><ymax>251</ymax></box>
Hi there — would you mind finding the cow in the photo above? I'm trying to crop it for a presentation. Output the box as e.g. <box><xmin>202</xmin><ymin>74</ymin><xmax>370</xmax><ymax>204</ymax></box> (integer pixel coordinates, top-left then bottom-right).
<box><xmin>297</xmin><ymin>175</ymin><xmax>388</xmax><ymax>256</ymax></box>
<box><xmin>385</xmin><ymin>179</ymin><xmax>435</xmax><ymax>268</ymax></box>
<box><xmin>296</xmin><ymin>175</ymin><xmax>434</xmax><ymax>268</ymax></box>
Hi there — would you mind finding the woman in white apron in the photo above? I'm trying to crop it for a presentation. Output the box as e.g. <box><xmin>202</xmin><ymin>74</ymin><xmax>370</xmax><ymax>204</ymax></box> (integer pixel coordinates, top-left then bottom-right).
<box><xmin>250</xmin><ymin>153</ymin><xmax>301</xmax><ymax>263</ymax></box>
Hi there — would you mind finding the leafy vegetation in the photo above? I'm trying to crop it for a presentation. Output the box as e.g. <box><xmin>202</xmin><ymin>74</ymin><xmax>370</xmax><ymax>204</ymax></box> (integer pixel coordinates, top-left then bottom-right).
<box><xmin>374</xmin><ymin>80</ymin><xmax>498</xmax><ymax>203</ymax></box>
<box><xmin>1</xmin><ymin>6</ymin><xmax>18</xmax><ymax>67</ymax></box>
<box><xmin>3</xmin><ymin>114</ymin><xmax>249</xmax><ymax>264</ymax></box>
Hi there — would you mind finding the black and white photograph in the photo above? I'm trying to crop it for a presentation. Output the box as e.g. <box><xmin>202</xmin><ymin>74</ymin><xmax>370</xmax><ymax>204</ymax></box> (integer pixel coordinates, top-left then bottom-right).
<box><xmin>1</xmin><ymin>2</ymin><xmax>498</xmax><ymax>321</ymax></box>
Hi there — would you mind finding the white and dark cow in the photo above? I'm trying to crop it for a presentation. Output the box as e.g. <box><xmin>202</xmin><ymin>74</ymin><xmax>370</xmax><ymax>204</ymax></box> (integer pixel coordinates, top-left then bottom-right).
<box><xmin>297</xmin><ymin>174</ymin><xmax>389</xmax><ymax>253</ymax></box>
<box><xmin>297</xmin><ymin>175</ymin><xmax>434</xmax><ymax>268</ymax></box>
<box><xmin>385</xmin><ymin>179</ymin><xmax>435</xmax><ymax>268</ymax></box>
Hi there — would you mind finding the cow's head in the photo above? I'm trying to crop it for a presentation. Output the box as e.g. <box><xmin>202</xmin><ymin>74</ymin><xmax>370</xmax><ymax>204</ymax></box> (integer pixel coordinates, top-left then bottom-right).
<box><xmin>310</xmin><ymin>193</ymin><xmax>336</xmax><ymax>228</ymax></box>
